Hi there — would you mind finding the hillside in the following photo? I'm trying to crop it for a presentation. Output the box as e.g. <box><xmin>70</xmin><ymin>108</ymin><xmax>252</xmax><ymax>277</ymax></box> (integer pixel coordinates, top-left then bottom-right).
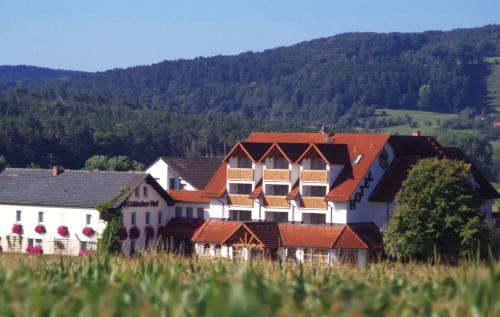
<box><xmin>30</xmin><ymin>25</ymin><xmax>500</xmax><ymax>122</ymax></box>
<box><xmin>0</xmin><ymin>25</ymin><xmax>499</xmax><ymax>170</ymax></box>
<box><xmin>0</xmin><ymin>65</ymin><xmax>87</xmax><ymax>86</ymax></box>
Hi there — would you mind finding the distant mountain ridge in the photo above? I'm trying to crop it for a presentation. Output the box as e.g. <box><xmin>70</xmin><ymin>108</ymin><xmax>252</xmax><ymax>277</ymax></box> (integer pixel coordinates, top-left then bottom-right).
<box><xmin>0</xmin><ymin>65</ymin><xmax>87</xmax><ymax>86</ymax></box>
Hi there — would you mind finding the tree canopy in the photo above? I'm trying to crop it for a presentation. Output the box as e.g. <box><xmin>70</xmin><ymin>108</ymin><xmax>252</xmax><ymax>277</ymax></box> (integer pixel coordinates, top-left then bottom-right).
<box><xmin>84</xmin><ymin>155</ymin><xmax>145</xmax><ymax>171</ymax></box>
<box><xmin>383</xmin><ymin>158</ymin><xmax>492</xmax><ymax>261</ymax></box>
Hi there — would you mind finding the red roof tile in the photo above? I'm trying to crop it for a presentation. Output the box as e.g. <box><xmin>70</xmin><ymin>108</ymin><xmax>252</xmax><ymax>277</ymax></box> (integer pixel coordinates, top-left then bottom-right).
<box><xmin>191</xmin><ymin>220</ymin><xmax>242</xmax><ymax>244</ymax></box>
<box><xmin>242</xmin><ymin>222</ymin><xmax>282</xmax><ymax>249</ymax></box>
<box><xmin>369</xmin><ymin>156</ymin><xmax>421</xmax><ymax>202</ymax></box>
<box><xmin>286</xmin><ymin>180</ymin><xmax>300</xmax><ymax>200</ymax></box>
<box><xmin>164</xmin><ymin>218</ymin><xmax>206</xmax><ymax>240</ymax></box>
<box><xmin>202</xmin><ymin>163</ymin><xmax>227</xmax><ymax>198</ymax></box>
<box><xmin>278</xmin><ymin>224</ymin><xmax>343</xmax><ymax>248</ymax></box>
<box><xmin>223</xmin><ymin>142</ymin><xmax>273</xmax><ymax>162</ymax></box>
<box><xmin>167</xmin><ymin>190</ymin><xmax>211</xmax><ymax>204</ymax></box>
<box><xmin>339</xmin><ymin>223</ymin><xmax>383</xmax><ymax>249</ymax></box>
<box><xmin>249</xmin><ymin>180</ymin><xmax>263</xmax><ymax>199</ymax></box>
<box><xmin>246</xmin><ymin>132</ymin><xmax>331</xmax><ymax>143</ymax></box>
<box><xmin>326</xmin><ymin>134</ymin><xmax>390</xmax><ymax>202</ymax></box>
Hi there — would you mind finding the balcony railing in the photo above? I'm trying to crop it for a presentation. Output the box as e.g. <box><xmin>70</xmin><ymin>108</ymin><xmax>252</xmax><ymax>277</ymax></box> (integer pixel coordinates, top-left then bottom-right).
<box><xmin>227</xmin><ymin>168</ymin><xmax>254</xmax><ymax>181</ymax></box>
<box><xmin>227</xmin><ymin>194</ymin><xmax>254</xmax><ymax>207</ymax></box>
<box><xmin>264</xmin><ymin>195</ymin><xmax>289</xmax><ymax>208</ymax></box>
<box><xmin>264</xmin><ymin>169</ymin><xmax>290</xmax><ymax>181</ymax></box>
<box><xmin>301</xmin><ymin>197</ymin><xmax>327</xmax><ymax>209</ymax></box>
<box><xmin>301</xmin><ymin>170</ymin><xmax>328</xmax><ymax>183</ymax></box>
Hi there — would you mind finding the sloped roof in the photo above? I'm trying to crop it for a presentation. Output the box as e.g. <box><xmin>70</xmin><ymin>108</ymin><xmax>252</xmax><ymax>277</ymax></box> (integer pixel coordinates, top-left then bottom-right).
<box><xmin>326</xmin><ymin>134</ymin><xmax>390</xmax><ymax>202</ymax></box>
<box><xmin>286</xmin><ymin>180</ymin><xmax>300</xmax><ymax>200</ymax></box>
<box><xmin>160</xmin><ymin>157</ymin><xmax>222</xmax><ymax>190</ymax></box>
<box><xmin>249</xmin><ymin>179</ymin><xmax>263</xmax><ymax>199</ymax></box>
<box><xmin>369</xmin><ymin>156</ymin><xmax>421</xmax><ymax>202</ymax></box>
<box><xmin>259</xmin><ymin>143</ymin><xmax>310</xmax><ymax>163</ymax></box>
<box><xmin>191</xmin><ymin>220</ymin><xmax>241</xmax><ymax>244</ymax></box>
<box><xmin>0</xmin><ymin>168</ymin><xmax>173</xmax><ymax>208</ymax></box>
<box><xmin>164</xmin><ymin>218</ymin><xmax>205</xmax><ymax>240</ymax></box>
<box><xmin>332</xmin><ymin>224</ymin><xmax>383</xmax><ymax>249</ymax></box>
<box><xmin>223</xmin><ymin>142</ymin><xmax>273</xmax><ymax>162</ymax></box>
<box><xmin>240</xmin><ymin>222</ymin><xmax>282</xmax><ymax>249</ymax></box>
<box><xmin>167</xmin><ymin>190</ymin><xmax>210</xmax><ymax>204</ymax></box>
<box><xmin>246</xmin><ymin>132</ymin><xmax>331</xmax><ymax>143</ymax></box>
<box><xmin>202</xmin><ymin>162</ymin><xmax>228</xmax><ymax>198</ymax></box>
<box><xmin>279</xmin><ymin>224</ymin><xmax>343</xmax><ymax>248</ymax></box>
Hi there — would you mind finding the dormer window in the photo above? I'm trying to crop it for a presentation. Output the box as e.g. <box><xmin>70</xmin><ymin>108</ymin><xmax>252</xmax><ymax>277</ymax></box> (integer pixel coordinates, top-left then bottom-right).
<box><xmin>353</xmin><ymin>154</ymin><xmax>363</xmax><ymax>165</ymax></box>
<box><xmin>310</xmin><ymin>157</ymin><xmax>326</xmax><ymax>170</ymax></box>
<box><xmin>237</xmin><ymin>156</ymin><xmax>252</xmax><ymax>168</ymax></box>
<box><xmin>272</xmin><ymin>157</ymin><xmax>289</xmax><ymax>170</ymax></box>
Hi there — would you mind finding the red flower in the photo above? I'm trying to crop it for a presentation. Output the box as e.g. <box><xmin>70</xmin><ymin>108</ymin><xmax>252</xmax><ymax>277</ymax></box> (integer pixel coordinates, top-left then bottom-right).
<box><xmin>26</xmin><ymin>245</ymin><xmax>43</xmax><ymax>254</ymax></box>
<box><xmin>129</xmin><ymin>227</ymin><xmax>140</xmax><ymax>240</ymax></box>
<box><xmin>82</xmin><ymin>227</ymin><xmax>95</xmax><ymax>237</ymax></box>
<box><xmin>78</xmin><ymin>250</ymin><xmax>96</xmax><ymax>256</ymax></box>
<box><xmin>118</xmin><ymin>227</ymin><xmax>128</xmax><ymax>241</ymax></box>
<box><xmin>35</xmin><ymin>225</ymin><xmax>46</xmax><ymax>234</ymax></box>
<box><xmin>145</xmin><ymin>226</ymin><xmax>155</xmax><ymax>241</ymax></box>
<box><xmin>12</xmin><ymin>224</ymin><xmax>23</xmax><ymax>235</ymax></box>
<box><xmin>57</xmin><ymin>226</ymin><xmax>69</xmax><ymax>237</ymax></box>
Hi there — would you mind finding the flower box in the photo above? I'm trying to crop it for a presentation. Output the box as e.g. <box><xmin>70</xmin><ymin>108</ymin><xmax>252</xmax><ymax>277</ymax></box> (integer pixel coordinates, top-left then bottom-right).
<box><xmin>26</xmin><ymin>245</ymin><xmax>43</xmax><ymax>254</ymax></box>
<box><xmin>82</xmin><ymin>227</ymin><xmax>95</xmax><ymax>237</ymax></box>
<box><xmin>57</xmin><ymin>226</ymin><xmax>69</xmax><ymax>237</ymax></box>
<box><xmin>118</xmin><ymin>227</ymin><xmax>128</xmax><ymax>241</ymax></box>
<box><xmin>12</xmin><ymin>224</ymin><xmax>23</xmax><ymax>235</ymax></box>
<box><xmin>129</xmin><ymin>227</ymin><xmax>140</xmax><ymax>240</ymax></box>
<box><xmin>35</xmin><ymin>225</ymin><xmax>46</xmax><ymax>234</ymax></box>
<box><xmin>78</xmin><ymin>250</ymin><xmax>96</xmax><ymax>257</ymax></box>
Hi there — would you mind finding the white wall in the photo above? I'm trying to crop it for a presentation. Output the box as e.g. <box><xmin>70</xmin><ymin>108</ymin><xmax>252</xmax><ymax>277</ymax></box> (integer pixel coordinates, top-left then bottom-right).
<box><xmin>146</xmin><ymin>159</ymin><xmax>196</xmax><ymax>191</ymax></box>
<box><xmin>0</xmin><ymin>204</ymin><xmax>99</xmax><ymax>256</ymax></box>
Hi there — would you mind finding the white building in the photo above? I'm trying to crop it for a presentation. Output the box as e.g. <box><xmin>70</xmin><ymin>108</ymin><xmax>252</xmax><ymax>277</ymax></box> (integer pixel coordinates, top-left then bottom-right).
<box><xmin>167</xmin><ymin>132</ymin><xmax>499</xmax><ymax>265</ymax></box>
<box><xmin>0</xmin><ymin>166</ymin><xmax>174</xmax><ymax>256</ymax></box>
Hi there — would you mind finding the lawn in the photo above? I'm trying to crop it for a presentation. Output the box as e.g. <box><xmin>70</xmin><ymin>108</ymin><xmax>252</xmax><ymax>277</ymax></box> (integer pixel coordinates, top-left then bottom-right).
<box><xmin>0</xmin><ymin>253</ymin><xmax>498</xmax><ymax>317</ymax></box>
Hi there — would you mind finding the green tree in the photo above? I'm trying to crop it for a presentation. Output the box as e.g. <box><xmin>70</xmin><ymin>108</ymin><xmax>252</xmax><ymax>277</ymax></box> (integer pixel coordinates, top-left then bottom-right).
<box><xmin>384</xmin><ymin>158</ymin><xmax>491</xmax><ymax>261</ymax></box>
<box><xmin>84</xmin><ymin>155</ymin><xmax>144</xmax><ymax>171</ymax></box>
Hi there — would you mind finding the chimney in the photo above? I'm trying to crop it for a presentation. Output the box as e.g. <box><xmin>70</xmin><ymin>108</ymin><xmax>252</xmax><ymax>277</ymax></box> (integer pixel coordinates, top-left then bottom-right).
<box><xmin>412</xmin><ymin>130</ymin><xmax>421</xmax><ymax>137</ymax></box>
<box><xmin>51</xmin><ymin>165</ymin><xmax>64</xmax><ymax>177</ymax></box>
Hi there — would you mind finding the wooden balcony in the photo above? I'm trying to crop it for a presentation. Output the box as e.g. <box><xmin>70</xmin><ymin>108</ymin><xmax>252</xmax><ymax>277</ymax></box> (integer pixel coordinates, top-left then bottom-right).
<box><xmin>301</xmin><ymin>197</ymin><xmax>327</xmax><ymax>209</ymax></box>
<box><xmin>264</xmin><ymin>195</ymin><xmax>289</xmax><ymax>208</ymax></box>
<box><xmin>301</xmin><ymin>170</ymin><xmax>328</xmax><ymax>183</ymax></box>
<box><xmin>228</xmin><ymin>194</ymin><xmax>254</xmax><ymax>207</ymax></box>
<box><xmin>227</xmin><ymin>168</ymin><xmax>254</xmax><ymax>181</ymax></box>
<box><xmin>264</xmin><ymin>169</ymin><xmax>290</xmax><ymax>181</ymax></box>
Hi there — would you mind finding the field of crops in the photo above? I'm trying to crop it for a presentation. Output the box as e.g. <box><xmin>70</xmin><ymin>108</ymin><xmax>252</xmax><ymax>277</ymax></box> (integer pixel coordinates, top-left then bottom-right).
<box><xmin>0</xmin><ymin>253</ymin><xmax>498</xmax><ymax>317</ymax></box>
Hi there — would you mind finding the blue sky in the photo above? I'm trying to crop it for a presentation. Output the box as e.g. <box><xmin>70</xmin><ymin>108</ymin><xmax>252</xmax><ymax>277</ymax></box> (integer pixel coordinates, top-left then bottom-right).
<box><xmin>1</xmin><ymin>0</ymin><xmax>498</xmax><ymax>71</ymax></box>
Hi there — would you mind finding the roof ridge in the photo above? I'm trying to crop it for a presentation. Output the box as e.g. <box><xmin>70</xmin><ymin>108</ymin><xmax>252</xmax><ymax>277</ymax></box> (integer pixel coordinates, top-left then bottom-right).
<box><xmin>4</xmin><ymin>167</ymin><xmax>148</xmax><ymax>174</ymax></box>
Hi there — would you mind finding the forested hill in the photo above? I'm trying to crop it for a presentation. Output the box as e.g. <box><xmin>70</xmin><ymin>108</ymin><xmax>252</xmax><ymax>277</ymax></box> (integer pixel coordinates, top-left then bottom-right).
<box><xmin>33</xmin><ymin>24</ymin><xmax>500</xmax><ymax>122</ymax></box>
<box><xmin>0</xmin><ymin>65</ymin><xmax>87</xmax><ymax>86</ymax></box>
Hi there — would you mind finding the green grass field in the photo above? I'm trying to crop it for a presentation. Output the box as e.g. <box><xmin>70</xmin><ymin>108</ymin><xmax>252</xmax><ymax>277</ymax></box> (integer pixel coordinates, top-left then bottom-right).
<box><xmin>367</xmin><ymin>109</ymin><xmax>475</xmax><ymax>136</ymax></box>
<box><xmin>0</xmin><ymin>253</ymin><xmax>498</xmax><ymax>317</ymax></box>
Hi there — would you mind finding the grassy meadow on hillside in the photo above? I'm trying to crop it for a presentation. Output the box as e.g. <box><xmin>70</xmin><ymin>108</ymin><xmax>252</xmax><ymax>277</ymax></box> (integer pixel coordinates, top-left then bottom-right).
<box><xmin>0</xmin><ymin>253</ymin><xmax>498</xmax><ymax>317</ymax></box>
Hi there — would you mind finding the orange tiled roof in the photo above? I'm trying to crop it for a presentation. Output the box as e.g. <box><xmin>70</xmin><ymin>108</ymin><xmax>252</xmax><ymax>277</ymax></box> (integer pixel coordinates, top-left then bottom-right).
<box><xmin>249</xmin><ymin>180</ymin><xmax>263</xmax><ymax>199</ymax></box>
<box><xmin>279</xmin><ymin>224</ymin><xmax>343</xmax><ymax>248</ymax></box>
<box><xmin>191</xmin><ymin>220</ymin><xmax>241</xmax><ymax>244</ymax></box>
<box><xmin>202</xmin><ymin>162</ymin><xmax>228</xmax><ymax>198</ymax></box>
<box><xmin>326</xmin><ymin>133</ymin><xmax>390</xmax><ymax>202</ymax></box>
<box><xmin>167</xmin><ymin>190</ymin><xmax>211</xmax><ymax>204</ymax></box>
<box><xmin>246</xmin><ymin>132</ymin><xmax>331</xmax><ymax>143</ymax></box>
<box><xmin>286</xmin><ymin>180</ymin><xmax>300</xmax><ymax>200</ymax></box>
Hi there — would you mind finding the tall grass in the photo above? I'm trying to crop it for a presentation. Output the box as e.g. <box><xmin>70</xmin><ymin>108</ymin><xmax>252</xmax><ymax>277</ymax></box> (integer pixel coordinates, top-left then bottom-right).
<box><xmin>0</xmin><ymin>252</ymin><xmax>498</xmax><ymax>317</ymax></box>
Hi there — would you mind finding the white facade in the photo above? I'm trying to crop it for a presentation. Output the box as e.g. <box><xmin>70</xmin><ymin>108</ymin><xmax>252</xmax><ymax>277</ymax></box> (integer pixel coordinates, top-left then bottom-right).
<box><xmin>0</xmin><ymin>179</ymin><xmax>173</xmax><ymax>256</ymax></box>
<box><xmin>145</xmin><ymin>159</ymin><xmax>196</xmax><ymax>191</ymax></box>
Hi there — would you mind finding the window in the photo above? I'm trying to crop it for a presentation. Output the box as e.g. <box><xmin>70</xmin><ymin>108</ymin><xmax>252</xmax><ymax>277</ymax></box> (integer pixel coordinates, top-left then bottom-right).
<box><xmin>131</xmin><ymin>212</ymin><xmax>136</xmax><ymax>226</ymax></box>
<box><xmin>286</xmin><ymin>248</ymin><xmax>297</xmax><ymax>261</ymax></box>
<box><xmin>309</xmin><ymin>213</ymin><xmax>326</xmax><ymax>224</ymax></box>
<box><xmin>134</xmin><ymin>187</ymin><xmax>140</xmax><ymax>197</ymax></box>
<box><xmin>158</xmin><ymin>211</ymin><xmax>163</xmax><ymax>225</ymax></box>
<box><xmin>130</xmin><ymin>241</ymin><xmax>136</xmax><ymax>256</ymax></box>
<box><xmin>86</xmin><ymin>214</ymin><xmax>92</xmax><ymax>226</ymax></box>
<box><xmin>353</xmin><ymin>154</ymin><xmax>363</xmax><ymax>165</ymax></box>
<box><xmin>28</xmin><ymin>238</ymin><xmax>42</xmax><ymax>247</ymax></box>
<box><xmin>179</xmin><ymin>183</ymin><xmax>185</xmax><ymax>190</ymax></box>
<box><xmin>175</xmin><ymin>206</ymin><xmax>182</xmax><ymax>218</ymax></box>
<box><xmin>215</xmin><ymin>244</ymin><xmax>222</xmax><ymax>257</ymax></box>
<box><xmin>80</xmin><ymin>241</ymin><xmax>97</xmax><ymax>251</ymax></box>
<box><xmin>237</xmin><ymin>156</ymin><xmax>252</xmax><ymax>168</ymax></box>
<box><xmin>16</xmin><ymin>210</ymin><xmax>21</xmax><ymax>222</ymax></box>
<box><xmin>304</xmin><ymin>249</ymin><xmax>329</xmax><ymax>264</ymax></box>
<box><xmin>265</xmin><ymin>184</ymin><xmax>289</xmax><ymax>196</ymax></box>
<box><xmin>145</xmin><ymin>212</ymin><xmax>151</xmax><ymax>225</ymax></box>
<box><xmin>229</xmin><ymin>183</ymin><xmax>253</xmax><ymax>195</ymax></box>
<box><xmin>186</xmin><ymin>207</ymin><xmax>193</xmax><ymax>219</ymax></box>
<box><xmin>197</xmin><ymin>208</ymin><xmax>204</xmax><ymax>219</ymax></box>
<box><xmin>38</xmin><ymin>211</ymin><xmax>44</xmax><ymax>223</ymax></box>
<box><xmin>120</xmin><ymin>213</ymin><xmax>124</xmax><ymax>225</ymax></box>
<box><xmin>273</xmin><ymin>157</ymin><xmax>289</xmax><ymax>169</ymax></box>
<box><xmin>203</xmin><ymin>243</ymin><xmax>210</xmax><ymax>256</ymax></box>
<box><xmin>143</xmin><ymin>186</ymin><xmax>148</xmax><ymax>197</ymax></box>
<box><xmin>310</xmin><ymin>158</ymin><xmax>326</xmax><ymax>170</ymax></box>
<box><xmin>268</xmin><ymin>212</ymin><xmax>288</xmax><ymax>223</ymax></box>
<box><xmin>230</xmin><ymin>210</ymin><xmax>252</xmax><ymax>221</ymax></box>
<box><xmin>169</xmin><ymin>178</ymin><xmax>176</xmax><ymax>190</ymax></box>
